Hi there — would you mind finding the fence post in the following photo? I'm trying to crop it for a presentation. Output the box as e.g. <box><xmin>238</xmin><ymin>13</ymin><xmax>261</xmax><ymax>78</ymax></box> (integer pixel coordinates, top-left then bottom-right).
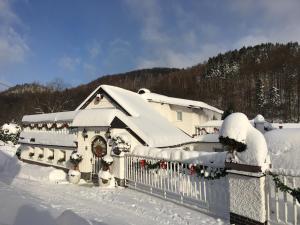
<box><xmin>226</xmin><ymin>163</ymin><xmax>268</xmax><ymax>225</ymax></box>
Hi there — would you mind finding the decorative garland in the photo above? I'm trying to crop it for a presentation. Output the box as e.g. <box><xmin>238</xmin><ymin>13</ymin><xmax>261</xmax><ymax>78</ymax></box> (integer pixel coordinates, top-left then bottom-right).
<box><xmin>268</xmin><ymin>172</ymin><xmax>300</xmax><ymax>204</ymax></box>
<box><xmin>193</xmin><ymin>165</ymin><xmax>227</xmax><ymax>180</ymax></box>
<box><xmin>138</xmin><ymin>159</ymin><xmax>227</xmax><ymax>180</ymax></box>
<box><xmin>23</xmin><ymin>123</ymin><xmax>69</xmax><ymax>130</ymax></box>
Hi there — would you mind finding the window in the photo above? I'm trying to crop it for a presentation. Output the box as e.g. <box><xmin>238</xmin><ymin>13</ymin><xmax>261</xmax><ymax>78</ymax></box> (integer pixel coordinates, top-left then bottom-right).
<box><xmin>177</xmin><ymin>111</ymin><xmax>183</xmax><ymax>121</ymax></box>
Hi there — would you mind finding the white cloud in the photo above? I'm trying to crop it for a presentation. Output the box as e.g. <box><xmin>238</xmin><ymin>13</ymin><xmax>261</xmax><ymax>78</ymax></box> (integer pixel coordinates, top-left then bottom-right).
<box><xmin>87</xmin><ymin>41</ymin><xmax>101</xmax><ymax>59</ymax></box>
<box><xmin>231</xmin><ymin>0</ymin><xmax>300</xmax><ymax>47</ymax></box>
<box><xmin>125</xmin><ymin>0</ymin><xmax>227</xmax><ymax>68</ymax></box>
<box><xmin>58</xmin><ymin>56</ymin><xmax>81</xmax><ymax>71</ymax></box>
<box><xmin>0</xmin><ymin>0</ymin><xmax>29</xmax><ymax>68</ymax></box>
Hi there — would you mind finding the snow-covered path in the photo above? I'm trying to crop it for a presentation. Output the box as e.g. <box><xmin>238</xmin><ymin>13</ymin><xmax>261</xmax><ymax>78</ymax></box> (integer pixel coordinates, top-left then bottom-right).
<box><xmin>0</xmin><ymin>176</ymin><xmax>227</xmax><ymax>225</ymax></box>
<box><xmin>0</xmin><ymin>144</ymin><xmax>228</xmax><ymax>225</ymax></box>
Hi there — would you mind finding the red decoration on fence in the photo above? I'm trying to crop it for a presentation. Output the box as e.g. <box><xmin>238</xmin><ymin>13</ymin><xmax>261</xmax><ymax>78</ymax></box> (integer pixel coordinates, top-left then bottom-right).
<box><xmin>140</xmin><ymin>159</ymin><xmax>146</xmax><ymax>168</ymax></box>
<box><xmin>160</xmin><ymin>161</ymin><xmax>167</xmax><ymax>169</ymax></box>
<box><xmin>189</xmin><ymin>165</ymin><xmax>196</xmax><ymax>175</ymax></box>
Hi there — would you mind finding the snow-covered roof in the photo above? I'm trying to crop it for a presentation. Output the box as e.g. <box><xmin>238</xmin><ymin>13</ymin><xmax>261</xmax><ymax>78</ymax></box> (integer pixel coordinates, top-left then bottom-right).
<box><xmin>194</xmin><ymin>133</ymin><xmax>220</xmax><ymax>143</ymax></box>
<box><xmin>198</xmin><ymin>120</ymin><xmax>223</xmax><ymax>128</ymax></box>
<box><xmin>22</xmin><ymin>111</ymin><xmax>78</xmax><ymax>123</ymax></box>
<box><xmin>271</xmin><ymin>123</ymin><xmax>300</xmax><ymax>129</ymax></box>
<box><xmin>19</xmin><ymin>131</ymin><xmax>77</xmax><ymax>147</ymax></box>
<box><xmin>139</xmin><ymin>91</ymin><xmax>223</xmax><ymax>114</ymax></box>
<box><xmin>264</xmin><ymin>128</ymin><xmax>300</xmax><ymax>176</ymax></box>
<box><xmin>76</xmin><ymin>85</ymin><xmax>194</xmax><ymax>147</ymax></box>
<box><xmin>71</xmin><ymin>108</ymin><xmax>117</xmax><ymax>127</ymax></box>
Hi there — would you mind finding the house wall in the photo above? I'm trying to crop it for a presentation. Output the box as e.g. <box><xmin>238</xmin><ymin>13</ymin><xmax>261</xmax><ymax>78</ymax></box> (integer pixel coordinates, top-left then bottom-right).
<box><xmin>191</xmin><ymin>142</ymin><xmax>223</xmax><ymax>152</ymax></box>
<box><xmin>148</xmin><ymin>101</ymin><xmax>222</xmax><ymax>136</ymax></box>
<box><xmin>76</xmin><ymin>127</ymin><xmax>143</xmax><ymax>181</ymax></box>
<box><xmin>20</xmin><ymin>144</ymin><xmax>74</xmax><ymax>169</ymax></box>
<box><xmin>76</xmin><ymin>127</ymin><xmax>108</xmax><ymax>173</ymax></box>
<box><xmin>84</xmin><ymin>95</ymin><xmax>115</xmax><ymax>109</ymax></box>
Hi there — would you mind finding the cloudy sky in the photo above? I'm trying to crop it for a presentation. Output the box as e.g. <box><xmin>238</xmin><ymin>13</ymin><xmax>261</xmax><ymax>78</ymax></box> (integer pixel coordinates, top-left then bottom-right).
<box><xmin>1</xmin><ymin>0</ymin><xmax>300</xmax><ymax>89</ymax></box>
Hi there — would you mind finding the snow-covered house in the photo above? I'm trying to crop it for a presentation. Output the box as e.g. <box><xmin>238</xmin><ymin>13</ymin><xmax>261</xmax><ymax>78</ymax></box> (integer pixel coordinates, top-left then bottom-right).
<box><xmin>137</xmin><ymin>88</ymin><xmax>223</xmax><ymax>136</ymax></box>
<box><xmin>19</xmin><ymin>85</ymin><xmax>223</xmax><ymax>185</ymax></box>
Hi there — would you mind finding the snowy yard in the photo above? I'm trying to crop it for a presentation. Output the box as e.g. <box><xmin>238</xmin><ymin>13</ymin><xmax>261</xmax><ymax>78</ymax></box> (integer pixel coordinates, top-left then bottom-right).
<box><xmin>0</xmin><ymin>145</ymin><xmax>227</xmax><ymax>225</ymax></box>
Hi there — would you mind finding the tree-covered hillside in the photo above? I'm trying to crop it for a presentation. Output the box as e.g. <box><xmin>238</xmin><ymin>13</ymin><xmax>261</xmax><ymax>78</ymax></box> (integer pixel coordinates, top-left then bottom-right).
<box><xmin>1</xmin><ymin>42</ymin><xmax>300</xmax><ymax>124</ymax></box>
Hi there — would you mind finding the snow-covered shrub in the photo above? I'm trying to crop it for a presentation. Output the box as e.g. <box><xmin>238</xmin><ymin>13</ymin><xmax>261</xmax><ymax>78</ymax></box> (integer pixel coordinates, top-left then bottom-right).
<box><xmin>98</xmin><ymin>169</ymin><xmax>116</xmax><ymax>188</ymax></box>
<box><xmin>0</xmin><ymin>123</ymin><xmax>21</xmax><ymax>145</ymax></box>
<box><xmin>70</xmin><ymin>151</ymin><xmax>83</xmax><ymax>169</ymax></box>
<box><xmin>111</xmin><ymin>133</ymin><xmax>131</xmax><ymax>155</ymax></box>
<box><xmin>102</xmin><ymin>154</ymin><xmax>113</xmax><ymax>165</ymax></box>
<box><xmin>219</xmin><ymin>113</ymin><xmax>269</xmax><ymax>169</ymax></box>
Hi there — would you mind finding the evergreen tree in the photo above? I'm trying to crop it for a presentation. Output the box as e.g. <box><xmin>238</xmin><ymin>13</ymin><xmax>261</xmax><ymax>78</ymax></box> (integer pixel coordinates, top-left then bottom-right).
<box><xmin>269</xmin><ymin>86</ymin><xmax>281</xmax><ymax>121</ymax></box>
<box><xmin>256</xmin><ymin>78</ymin><xmax>266</xmax><ymax>113</ymax></box>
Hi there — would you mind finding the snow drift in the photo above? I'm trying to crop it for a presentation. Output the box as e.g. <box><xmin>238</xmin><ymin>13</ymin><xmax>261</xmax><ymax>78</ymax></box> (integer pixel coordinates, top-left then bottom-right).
<box><xmin>265</xmin><ymin>128</ymin><xmax>300</xmax><ymax>176</ymax></box>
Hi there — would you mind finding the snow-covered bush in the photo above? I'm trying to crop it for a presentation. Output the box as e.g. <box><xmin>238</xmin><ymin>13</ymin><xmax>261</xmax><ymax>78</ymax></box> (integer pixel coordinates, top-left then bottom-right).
<box><xmin>70</xmin><ymin>151</ymin><xmax>83</xmax><ymax>169</ymax></box>
<box><xmin>102</xmin><ymin>154</ymin><xmax>113</xmax><ymax>165</ymax></box>
<box><xmin>219</xmin><ymin>113</ymin><xmax>269</xmax><ymax>169</ymax></box>
<box><xmin>111</xmin><ymin>133</ymin><xmax>131</xmax><ymax>155</ymax></box>
<box><xmin>98</xmin><ymin>169</ymin><xmax>116</xmax><ymax>188</ymax></box>
<box><xmin>0</xmin><ymin>123</ymin><xmax>21</xmax><ymax>145</ymax></box>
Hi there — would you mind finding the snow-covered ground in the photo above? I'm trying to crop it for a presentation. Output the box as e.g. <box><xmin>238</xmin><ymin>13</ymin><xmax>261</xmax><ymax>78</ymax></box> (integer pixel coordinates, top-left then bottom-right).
<box><xmin>0</xmin><ymin>144</ymin><xmax>227</xmax><ymax>225</ymax></box>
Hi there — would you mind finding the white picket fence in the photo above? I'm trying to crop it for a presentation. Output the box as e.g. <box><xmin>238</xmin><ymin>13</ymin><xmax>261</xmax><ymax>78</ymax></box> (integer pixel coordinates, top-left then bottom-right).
<box><xmin>266</xmin><ymin>173</ymin><xmax>300</xmax><ymax>225</ymax></box>
<box><xmin>124</xmin><ymin>154</ymin><xmax>229</xmax><ymax>219</ymax></box>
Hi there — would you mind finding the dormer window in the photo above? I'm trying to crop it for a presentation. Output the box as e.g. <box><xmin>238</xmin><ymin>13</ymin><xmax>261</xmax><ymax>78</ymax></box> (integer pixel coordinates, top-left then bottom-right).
<box><xmin>94</xmin><ymin>93</ymin><xmax>103</xmax><ymax>103</ymax></box>
<box><xmin>177</xmin><ymin>111</ymin><xmax>182</xmax><ymax>121</ymax></box>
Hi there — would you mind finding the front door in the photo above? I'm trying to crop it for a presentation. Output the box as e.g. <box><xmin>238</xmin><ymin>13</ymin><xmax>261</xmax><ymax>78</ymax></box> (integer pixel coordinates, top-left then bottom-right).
<box><xmin>91</xmin><ymin>136</ymin><xmax>107</xmax><ymax>178</ymax></box>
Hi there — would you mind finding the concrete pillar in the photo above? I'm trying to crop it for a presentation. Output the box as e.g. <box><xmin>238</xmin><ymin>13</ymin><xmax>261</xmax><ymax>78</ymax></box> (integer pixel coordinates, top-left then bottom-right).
<box><xmin>227</xmin><ymin>165</ymin><xmax>267</xmax><ymax>225</ymax></box>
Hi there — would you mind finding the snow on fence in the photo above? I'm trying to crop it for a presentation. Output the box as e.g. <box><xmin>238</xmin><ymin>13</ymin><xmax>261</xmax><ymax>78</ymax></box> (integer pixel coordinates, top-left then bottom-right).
<box><xmin>266</xmin><ymin>173</ymin><xmax>300</xmax><ymax>225</ymax></box>
<box><xmin>124</xmin><ymin>154</ymin><xmax>229</xmax><ymax>219</ymax></box>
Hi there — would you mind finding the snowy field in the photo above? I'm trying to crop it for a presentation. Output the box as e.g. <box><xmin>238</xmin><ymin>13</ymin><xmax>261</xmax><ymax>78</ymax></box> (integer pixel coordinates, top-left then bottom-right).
<box><xmin>0</xmin><ymin>144</ymin><xmax>227</xmax><ymax>225</ymax></box>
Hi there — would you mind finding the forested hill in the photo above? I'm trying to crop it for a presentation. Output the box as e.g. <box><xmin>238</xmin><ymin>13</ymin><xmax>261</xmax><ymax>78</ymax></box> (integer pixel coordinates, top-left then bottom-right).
<box><xmin>1</xmin><ymin>42</ymin><xmax>300</xmax><ymax>124</ymax></box>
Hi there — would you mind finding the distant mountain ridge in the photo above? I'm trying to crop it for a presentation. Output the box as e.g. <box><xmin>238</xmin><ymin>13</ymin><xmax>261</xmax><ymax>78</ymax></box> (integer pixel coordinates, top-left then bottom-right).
<box><xmin>1</xmin><ymin>42</ymin><xmax>300</xmax><ymax>124</ymax></box>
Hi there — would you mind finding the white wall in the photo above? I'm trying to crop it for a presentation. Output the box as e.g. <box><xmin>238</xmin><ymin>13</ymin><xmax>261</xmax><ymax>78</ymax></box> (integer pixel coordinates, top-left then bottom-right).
<box><xmin>148</xmin><ymin>102</ymin><xmax>222</xmax><ymax>136</ymax></box>
<box><xmin>20</xmin><ymin>144</ymin><xmax>74</xmax><ymax>169</ymax></box>
<box><xmin>84</xmin><ymin>95</ymin><xmax>115</xmax><ymax>109</ymax></box>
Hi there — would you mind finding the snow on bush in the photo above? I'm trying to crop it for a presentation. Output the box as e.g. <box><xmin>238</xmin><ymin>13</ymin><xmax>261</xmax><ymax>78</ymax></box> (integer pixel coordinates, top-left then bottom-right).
<box><xmin>1</xmin><ymin>123</ymin><xmax>21</xmax><ymax>135</ymax></box>
<box><xmin>265</xmin><ymin>128</ymin><xmax>300</xmax><ymax>176</ymax></box>
<box><xmin>69</xmin><ymin>151</ymin><xmax>82</xmax><ymax>166</ymax></box>
<box><xmin>111</xmin><ymin>133</ymin><xmax>131</xmax><ymax>155</ymax></box>
<box><xmin>219</xmin><ymin>113</ymin><xmax>269</xmax><ymax>169</ymax></box>
<box><xmin>48</xmin><ymin>169</ymin><xmax>67</xmax><ymax>183</ymax></box>
<box><xmin>0</xmin><ymin>123</ymin><xmax>21</xmax><ymax>145</ymax></box>
<box><xmin>102</xmin><ymin>154</ymin><xmax>113</xmax><ymax>164</ymax></box>
<box><xmin>99</xmin><ymin>170</ymin><xmax>112</xmax><ymax>180</ymax></box>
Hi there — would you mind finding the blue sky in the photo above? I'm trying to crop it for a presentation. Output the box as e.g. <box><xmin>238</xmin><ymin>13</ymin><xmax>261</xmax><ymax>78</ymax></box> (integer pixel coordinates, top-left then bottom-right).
<box><xmin>1</xmin><ymin>0</ymin><xmax>300</xmax><ymax>90</ymax></box>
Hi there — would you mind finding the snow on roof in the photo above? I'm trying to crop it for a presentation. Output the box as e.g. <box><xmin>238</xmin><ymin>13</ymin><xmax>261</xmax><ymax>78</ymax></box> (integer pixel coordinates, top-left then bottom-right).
<box><xmin>75</xmin><ymin>85</ymin><xmax>193</xmax><ymax>147</ymax></box>
<box><xmin>139</xmin><ymin>91</ymin><xmax>223</xmax><ymax>114</ymax></box>
<box><xmin>264</xmin><ymin>128</ymin><xmax>300</xmax><ymax>176</ymax></box>
<box><xmin>271</xmin><ymin>123</ymin><xmax>300</xmax><ymax>129</ymax></box>
<box><xmin>19</xmin><ymin>131</ymin><xmax>77</xmax><ymax>147</ymax></box>
<box><xmin>71</xmin><ymin>108</ymin><xmax>117</xmax><ymax>127</ymax></box>
<box><xmin>22</xmin><ymin>111</ymin><xmax>78</xmax><ymax>123</ymax></box>
<box><xmin>194</xmin><ymin>133</ymin><xmax>220</xmax><ymax>143</ymax></box>
<box><xmin>198</xmin><ymin>120</ymin><xmax>223</xmax><ymax>127</ymax></box>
